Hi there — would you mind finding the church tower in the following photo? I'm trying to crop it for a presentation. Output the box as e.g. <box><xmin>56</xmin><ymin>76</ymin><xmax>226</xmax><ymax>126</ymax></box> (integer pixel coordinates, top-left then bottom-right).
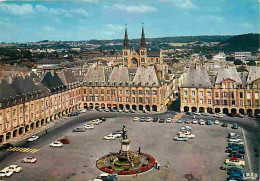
<box><xmin>122</xmin><ymin>25</ymin><xmax>130</xmax><ymax>66</ymax></box>
<box><xmin>139</xmin><ymin>23</ymin><xmax>147</xmax><ymax>66</ymax></box>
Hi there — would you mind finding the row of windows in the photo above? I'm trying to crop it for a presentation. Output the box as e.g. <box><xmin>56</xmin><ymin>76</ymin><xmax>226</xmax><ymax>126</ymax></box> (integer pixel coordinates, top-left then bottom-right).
<box><xmin>85</xmin><ymin>89</ymin><xmax>157</xmax><ymax>95</ymax></box>
<box><xmin>83</xmin><ymin>96</ymin><xmax>157</xmax><ymax>104</ymax></box>
<box><xmin>184</xmin><ymin>91</ymin><xmax>211</xmax><ymax>96</ymax></box>
<box><xmin>184</xmin><ymin>98</ymin><xmax>212</xmax><ymax>105</ymax></box>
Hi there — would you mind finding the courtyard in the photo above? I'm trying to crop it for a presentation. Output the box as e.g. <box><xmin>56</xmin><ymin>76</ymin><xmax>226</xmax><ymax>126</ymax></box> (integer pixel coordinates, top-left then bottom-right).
<box><xmin>0</xmin><ymin>112</ymin><xmax>251</xmax><ymax>181</ymax></box>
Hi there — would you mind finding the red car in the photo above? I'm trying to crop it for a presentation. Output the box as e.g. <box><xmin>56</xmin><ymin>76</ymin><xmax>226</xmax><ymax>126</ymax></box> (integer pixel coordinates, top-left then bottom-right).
<box><xmin>58</xmin><ymin>137</ymin><xmax>70</xmax><ymax>144</ymax></box>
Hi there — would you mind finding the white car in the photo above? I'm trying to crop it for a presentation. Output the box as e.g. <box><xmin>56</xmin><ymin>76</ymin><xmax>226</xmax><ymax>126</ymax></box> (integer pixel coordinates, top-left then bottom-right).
<box><xmin>133</xmin><ymin>117</ymin><xmax>139</xmax><ymax>122</ymax></box>
<box><xmin>177</xmin><ymin>131</ymin><xmax>191</xmax><ymax>135</ymax></box>
<box><xmin>202</xmin><ymin>112</ymin><xmax>210</xmax><ymax>116</ymax></box>
<box><xmin>194</xmin><ymin>112</ymin><xmax>201</xmax><ymax>116</ymax></box>
<box><xmin>192</xmin><ymin>119</ymin><xmax>198</xmax><ymax>124</ymax></box>
<box><xmin>28</xmin><ymin>135</ymin><xmax>39</xmax><ymax>142</ymax></box>
<box><xmin>104</xmin><ymin>108</ymin><xmax>110</xmax><ymax>112</ymax></box>
<box><xmin>146</xmin><ymin>117</ymin><xmax>152</xmax><ymax>122</ymax></box>
<box><xmin>199</xmin><ymin>119</ymin><xmax>205</xmax><ymax>125</ymax></box>
<box><xmin>214</xmin><ymin>120</ymin><xmax>220</xmax><ymax>124</ymax></box>
<box><xmin>89</xmin><ymin>119</ymin><xmax>101</xmax><ymax>125</ymax></box>
<box><xmin>228</xmin><ymin>138</ymin><xmax>242</xmax><ymax>143</ymax></box>
<box><xmin>4</xmin><ymin>165</ymin><xmax>22</xmax><ymax>173</ymax></box>
<box><xmin>0</xmin><ymin>169</ymin><xmax>13</xmax><ymax>177</ymax></box>
<box><xmin>22</xmin><ymin>157</ymin><xmax>37</xmax><ymax>163</ymax></box>
<box><xmin>84</xmin><ymin>124</ymin><xmax>94</xmax><ymax>129</ymax></box>
<box><xmin>79</xmin><ymin>109</ymin><xmax>86</xmax><ymax>113</ymax></box>
<box><xmin>117</xmin><ymin>109</ymin><xmax>123</xmax><ymax>113</ymax></box>
<box><xmin>50</xmin><ymin>141</ymin><xmax>63</xmax><ymax>148</ymax></box>
<box><xmin>180</xmin><ymin>126</ymin><xmax>193</xmax><ymax>131</ymax></box>
<box><xmin>216</xmin><ymin>113</ymin><xmax>225</xmax><ymax>118</ymax></box>
<box><xmin>186</xmin><ymin>134</ymin><xmax>195</xmax><ymax>139</ymax></box>
<box><xmin>103</xmin><ymin>134</ymin><xmax>116</xmax><ymax>140</ymax></box>
<box><xmin>166</xmin><ymin>118</ymin><xmax>172</xmax><ymax>123</ymax></box>
<box><xmin>112</xmin><ymin>133</ymin><xmax>121</xmax><ymax>138</ymax></box>
<box><xmin>123</xmin><ymin>109</ymin><xmax>129</xmax><ymax>113</ymax></box>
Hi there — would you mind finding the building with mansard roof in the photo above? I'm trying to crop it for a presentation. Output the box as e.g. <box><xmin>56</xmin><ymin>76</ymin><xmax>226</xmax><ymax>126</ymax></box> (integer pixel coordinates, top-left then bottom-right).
<box><xmin>180</xmin><ymin>65</ymin><xmax>260</xmax><ymax>116</ymax></box>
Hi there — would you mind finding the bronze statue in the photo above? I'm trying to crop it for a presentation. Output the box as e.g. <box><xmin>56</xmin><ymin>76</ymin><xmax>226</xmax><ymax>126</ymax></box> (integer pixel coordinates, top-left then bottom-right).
<box><xmin>122</xmin><ymin>125</ymin><xmax>127</xmax><ymax>139</ymax></box>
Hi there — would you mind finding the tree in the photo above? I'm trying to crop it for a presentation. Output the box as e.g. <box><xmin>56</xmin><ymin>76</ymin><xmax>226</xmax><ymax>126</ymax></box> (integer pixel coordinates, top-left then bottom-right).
<box><xmin>237</xmin><ymin>66</ymin><xmax>248</xmax><ymax>72</ymax></box>
<box><xmin>226</xmin><ymin>57</ymin><xmax>235</xmax><ymax>61</ymax></box>
<box><xmin>247</xmin><ymin>61</ymin><xmax>256</xmax><ymax>66</ymax></box>
<box><xmin>234</xmin><ymin>59</ymin><xmax>243</xmax><ymax>65</ymax></box>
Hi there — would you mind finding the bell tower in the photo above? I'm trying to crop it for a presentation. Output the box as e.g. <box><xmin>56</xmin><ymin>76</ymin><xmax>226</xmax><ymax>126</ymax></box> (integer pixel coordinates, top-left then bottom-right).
<box><xmin>122</xmin><ymin>24</ymin><xmax>130</xmax><ymax>66</ymax></box>
<box><xmin>139</xmin><ymin>23</ymin><xmax>147</xmax><ymax>66</ymax></box>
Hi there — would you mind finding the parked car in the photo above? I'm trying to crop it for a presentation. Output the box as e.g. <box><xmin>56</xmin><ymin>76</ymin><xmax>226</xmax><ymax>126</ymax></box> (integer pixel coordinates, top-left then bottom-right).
<box><xmin>68</xmin><ymin>112</ymin><xmax>79</xmax><ymax>117</ymax></box>
<box><xmin>0</xmin><ymin>143</ymin><xmax>14</xmax><ymax>151</ymax></box>
<box><xmin>192</xmin><ymin>119</ymin><xmax>198</xmax><ymax>124</ymax></box>
<box><xmin>177</xmin><ymin>131</ymin><xmax>191</xmax><ymax>135</ymax></box>
<box><xmin>228</xmin><ymin>167</ymin><xmax>246</xmax><ymax>176</ymax></box>
<box><xmin>50</xmin><ymin>141</ymin><xmax>63</xmax><ymax>148</ymax></box>
<box><xmin>4</xmin><ymin>165</ymin><xmax>22</xmax><ymax>173</ymax></box>
<box><xmin>166</xmin><ymin>118</ymin><xmax>172</xmax><ymax>123</ymax></box>
<box><xmin>177</xmin><ymin>118</ymin><xmax>183</xmax><ymax>123</ymax></box>
<box><xmin>193</xmin><ymin>112</ymin><xmax>201</xmax><ymax>116</ymax></box>
<box><xmin>236</xmin><ymin>113</ymin><xmax>244</xmax><ymax>118</ymax></box>
<box><xmin>186</xmin><ymin>134</ymin><xmax>195</xmax><ymax>139</ymax></box>
<box><xmin>112</xmin><ymin>130</ymin><xmax>123</xmax><ymax>135</ymax></box>
<box><xmin>199</xmin><ymin>119</ymin><xmax>205</xmax><ymax>125</ymax></box>
<box><xmin>129</xmin><ymin>109</ymin><xmax>135</xmax><ymax>113</ymax></box>
<box><xmin>123</xmin><ymin>109</ymin><xmax>129</xmax><ymax>113</ymax></box>
<box><xmin>133</xmin><ymin>117</ymin><xmax>139</xmax><ymax>122</ymax></box>
<box><xmin>140</xmin><ymin>117</ymin><xmax>146</xmax><ymax>122</ymax></box>
<box><xmin>84</xmin><ymin>124</ymin><xmax>94</xmax><ymax>129</ymax></box>
<box><xmin>117</xmin><ymin>109</ymin><xmax>123</xmax><ymax>113</ymax></box>
<box><xmin>227</xmin><ymin>113</ymin><xmax>236</xmax><ymax>117</ymax></box>
<box><xmin>222</xmin><ymin>123</ymin><xmax>228</xmax><ymax>127</ymax></box>
<box><xmin>180</xmin><ymin>126</ymin><xmax>193</xmax><ymax>131</ymax></box>
<box><xmin>173</xmin><ymin>136</ymin><xmax>188</xmax><ymax>141</ymax></box>
<box><xmin>185</xmin><ymin>112</ymin><xmax>192</xmax><ymax>115</ymax></box>
<box><xmin>103</xmin><ymin>134</ymin><xmax>116</xmax><ymax>140</ymax></box>
<box><xmin>104</xmin><ymin>108</ymin><xmax>110</xmax><ymax>112</ymax></box>
<box><xmin>226</xmin><ymin>147</ymin><xmax>245</xmax><ymax>154</ymax></box>
<box><xmin>28</xmin><ymin>135</ymin><xmax>39</xmax><ymax>142</ymax></box>
<box><xmin>146</xmin><ymin>117</ymin><xmax>152</xmax><ymax>122</ymax></box>
<box><xmin>79</xmin><ymin>109</ymin><xmax>87</xmax><ymax>113</ymax></box>
<box><xmin>73</xmin><ymin>127</ymin><xmax>86</xmax><ymax>132</ymax></box>
<box><xmin>143</xmin><ymin>109</ymin><xmax>148</xmax><ymax>113</ymax></box>
<box><xmin>153</xmin><ymin>118</ymin><xmax>158</xmax><ymax>122</ymax></box>
<box><xmin>225</xmin><ymin>157</ymin><xmax>245</xmax><ymax>167</ymax></box>
<box><xmin>184</xmin><ymin>120</ymin><xmax>191</xmax><ymax>124</ymax></box>
<box><xmin>232</xmin><ymin>123</ymin><xmax>239</xmax><ymax>129</ymax></box>
<box><xmin>22</xmin><ymin>157</ymin><xmax>37</xmax><ymax>163</ymax></box>
<box><xmin>58</xmin><ymin>137</ymin><xmax>70</xmax><ymax>144</ymax></box>
<box><xmin>228</xmin><ymin>152</ymin><xmax>245</xmax><ymax>159</ymax></box>
<box><xmin>0</xmin><ymin>169</ymin><xmax>13</xmax><ymax>177</ymax></box>
<box><xmin>206</xmin><ymin>120</ymin><xmax>213</xmax><ymax>125</ymax></box>
<box><xmin>111</xmin><ymin>132</ymin><xmax>121</xmax><ymax>138</ymax></box>
<box><xmin>202</xmin><ymin>112</ymin><xmax>210</xmax><ymax>116</ymax></box>
<box><xmin>96</xmin><ymin>173</ymin><xmax>118</xmax><ymax>181</ymax></box>
<box><xmin>228</xmin><ymin>133</ymin><xmax>240</xmax><ymax>138</ymax></box>
<box><xmin>222</xmin><ymin>162</ymin><xmax>243</xmax><ymax>170</ymax></box>
<box><xmin>159</xmin><ymin>119</ymin><xmax>165</xmax><ymax>123</ymax></box>
<box><xmin>214</xmin><ymin>120</ymin><xmax>220</xmax><ymax>125</ymax></box>
<box><xmin>228</xmin><ymin>138</ymin><xmax>242</xmax><ymax>143</ymax></box>
<box><xmin>110</xmin><ymin>108</ymin><xmax>117</xmax><ymax>112</ymax></box>
<box><xmin>89</xmin><ymin>119</ymin><xmax>101</xmax><ymax>125</ymax></box>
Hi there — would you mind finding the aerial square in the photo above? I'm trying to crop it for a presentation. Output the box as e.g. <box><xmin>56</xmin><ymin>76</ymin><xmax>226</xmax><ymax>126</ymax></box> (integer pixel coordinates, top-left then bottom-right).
<box><xmin>0</xmin><ymin>0</ymin><xmax>259</xmax><ymax>181</ymax></box>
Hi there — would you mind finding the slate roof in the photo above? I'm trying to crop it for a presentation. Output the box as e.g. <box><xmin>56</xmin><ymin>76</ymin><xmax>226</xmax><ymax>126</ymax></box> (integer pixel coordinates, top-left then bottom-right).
<box><xmin>36</xmin><ymin>83</ymin><xmax>51</xmax><ymax>97</ymax></box>
<box><xmin>215</xmin><ymin>67</ymin><xmax>242</xmax><ymax>84</ymax></box>
<box><xmin>41</xmin><ymin>72</ymin><xmax>64</xmax><ymax>90</ymax></box>
<box><xmin>247</xmin><ymin>66</ymin><xmax>260</xmax><ymax>84</ymax></box>
<box><xmin>0</xmin><ymin>79</ymin><xmax>17</xmax><ymax>102</ymax></box>
<box><xmin>108</xmin><ymin>67</ymin><xmax>130</xmax><ymax>84</ymax></box>
<box><xmin>57</xmin><ymin>69</ymin><xmax>78</xmax><ymax>85</ymax></box>
<box><xmin>182</xmin><ymin>66</ymin><xmax>212</xmax><ymax>88</ymax></box>
<box><xmin>147</xmin><ymin>50</ymin><xmax>160</xmax><ymax>57</ymax></box>
<box><xmin>84</xmin><ymin>66</ymin><xmax>107</xmax><ymax>83</ymax></box>
<box><xmin>132</xmin><ymin>66</ymin><xmax>160</xmax><ymax>87</ymax></box>
<box><xmin>11</xmin><ymin>75</ymin><xmax>39</xmax><ymax>96</ymax></box>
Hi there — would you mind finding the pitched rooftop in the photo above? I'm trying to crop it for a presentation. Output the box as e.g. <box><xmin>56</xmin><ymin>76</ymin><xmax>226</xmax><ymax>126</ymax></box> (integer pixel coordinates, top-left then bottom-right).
<box><xmin>215</xmin><ymin>67</ymin><xmax>242</xmax><ymax>84</ymax></box>
<box><xmin>247</xmin><ymin>66</ymin><xmax>260</xmax><ymax>84</ymax></box>
<box><xmin>0</xmin><ymin>79</ymin><xmax>17</xmax><ymax>102</ymax></box>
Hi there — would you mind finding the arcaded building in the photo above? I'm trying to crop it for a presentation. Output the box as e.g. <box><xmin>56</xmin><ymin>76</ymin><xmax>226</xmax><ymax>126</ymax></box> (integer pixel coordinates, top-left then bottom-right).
<box><xmin>180</xmin><ymin>65</ymin><xmax>260</xmax><ymax>115</ymax></box>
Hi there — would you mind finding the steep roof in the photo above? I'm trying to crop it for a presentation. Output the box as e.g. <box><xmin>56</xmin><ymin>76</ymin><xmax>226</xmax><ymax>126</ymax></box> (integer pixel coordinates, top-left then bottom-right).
<box><xmin>57</xmin><ymin>69</ymin><xmax>78</xmax><ymax>85</ymax></box>
<box><xmin>11</xmin><ymin>75</ymin><xmax>39</xmax><ymax>96</ymax></box>
<box><xmin>215</xmin><ymin>67</ymin><xmax>242</xmax><ymax>84</ymax></box>
<box><xmin>0</xmin><ymin>79</ymin><xmax>17</xmax><ymax>102</ymax></box>
<box><xmin>36</xmin><ymin>83</ymin><xmax>51</xmax><ymax>97</ymax></box>
<box><xmin>84</xmin><ymin>66</ymin><xmax>107</xmax><ymax>83</ymax></box>
<box><xmin>41</xmin><ymin>72</ymin><xmax>64</xmax><ymax>89</ymax></box>
<box><xmin>132</xmin><ymin>66</ymin><xmax>160</xmax><ymax>87</ymax></box>
<box><xmin>108</xmin><ymin>66</ymin><xmax>130</xmax><ymax>84</ymax></box>
<box><xmin>182</xmin><ymin>66</ymin><xmax>212</xmax><ymax>88</ymax></box>
<box><xmin>247</xmin><ymin>66</ymin><xmax>260</xmax><ymax>84</ymax></box>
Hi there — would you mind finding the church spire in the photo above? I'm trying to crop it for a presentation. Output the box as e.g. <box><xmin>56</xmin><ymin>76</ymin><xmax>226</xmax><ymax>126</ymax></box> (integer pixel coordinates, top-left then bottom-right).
<box><xmin>123</xmin><ymin>24</ymin><xmax>130</xmax><ymax>49</ymax></box>
<box><xmin>140</xmin><ymin>23</ymin><xmax>146</xmax><ymax>48</ymax></box>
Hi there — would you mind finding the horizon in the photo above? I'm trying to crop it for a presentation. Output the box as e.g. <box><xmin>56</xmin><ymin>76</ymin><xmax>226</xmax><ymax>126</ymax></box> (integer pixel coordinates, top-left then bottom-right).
<box><xmin>0</xmin><ymin>0</ymin><xmax>258</xmax><ymax>43</ymax></box>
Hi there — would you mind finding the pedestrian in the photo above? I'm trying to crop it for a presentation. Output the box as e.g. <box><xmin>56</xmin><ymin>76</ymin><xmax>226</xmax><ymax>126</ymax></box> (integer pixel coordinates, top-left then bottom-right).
<box><xmin>45</xmin><ymin>129</ymin><xmax>48</xmax><ymax>134</ymax></box>
<box><xmin>155</xmin><ymin>161</ymin><xmax>158</xmax><ymax>169</ymax></box>
<box><xmin>135</xmin><ymin>173</ymin><xmax>138</xmax><ymax>179</ymax></box>
<box><xmin>157</xmin><ymin>162</ymin><xmax>160</xmax><ymax>170</ymax></box>
<box><xmin>167</xmin><ymin>161</ymin><xmax>170</xmax><ymax>168</ymax></box>
<box><xmin>138</xmin><ymin>146</ymin><xmax>141</xmax><ymax>154</ymax></box>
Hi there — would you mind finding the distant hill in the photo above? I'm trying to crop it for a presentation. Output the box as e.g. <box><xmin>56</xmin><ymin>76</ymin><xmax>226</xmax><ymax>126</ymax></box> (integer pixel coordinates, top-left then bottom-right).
<box><xmin>219</xmin><ymin>33</ymin><xmax>259</xmax><ymax>52</ymax></box>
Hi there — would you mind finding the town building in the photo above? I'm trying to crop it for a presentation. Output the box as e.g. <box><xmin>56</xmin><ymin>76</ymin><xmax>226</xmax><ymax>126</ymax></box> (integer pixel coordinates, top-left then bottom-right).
<box><xmin>180</xmin><ymin>65</ymin><xmax>260</xmax><ymax>116</ymax></box>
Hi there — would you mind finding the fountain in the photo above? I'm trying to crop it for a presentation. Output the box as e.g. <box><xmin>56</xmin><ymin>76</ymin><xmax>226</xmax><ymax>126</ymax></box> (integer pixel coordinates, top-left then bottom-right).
<box><xmin>96</xmin><ymin>125</ymin><xmax>155</xmax><ymax>175</ymax></box>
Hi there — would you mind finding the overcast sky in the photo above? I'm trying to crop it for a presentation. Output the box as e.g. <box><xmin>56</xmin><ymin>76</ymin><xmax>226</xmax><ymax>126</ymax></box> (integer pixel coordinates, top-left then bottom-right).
<box><xmin>0</xmin><ymin>0</ymin><xmax>258</xmax><ymax>43</ymax></box>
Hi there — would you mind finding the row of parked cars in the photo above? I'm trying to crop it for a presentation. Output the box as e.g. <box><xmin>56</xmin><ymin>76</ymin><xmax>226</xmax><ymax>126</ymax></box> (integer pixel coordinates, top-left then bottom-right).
<box><xmin>187</xmin><ymin>112</ymin><xmax>245</xmax><ymax>118</ymax></box>
<box><xmin>222</xmin><ymin>132</ymin><xmax>247</xmax><ymax>181</ymax></box>
<box><xmin>72</xmin><ymin>118</ymin><xmax>106</xmax><ymax>132</ymax></box>
<box><xmin>96</xmin><ymin>107</ymin><xmax>151</xmax><ymax>114</ymax></box>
